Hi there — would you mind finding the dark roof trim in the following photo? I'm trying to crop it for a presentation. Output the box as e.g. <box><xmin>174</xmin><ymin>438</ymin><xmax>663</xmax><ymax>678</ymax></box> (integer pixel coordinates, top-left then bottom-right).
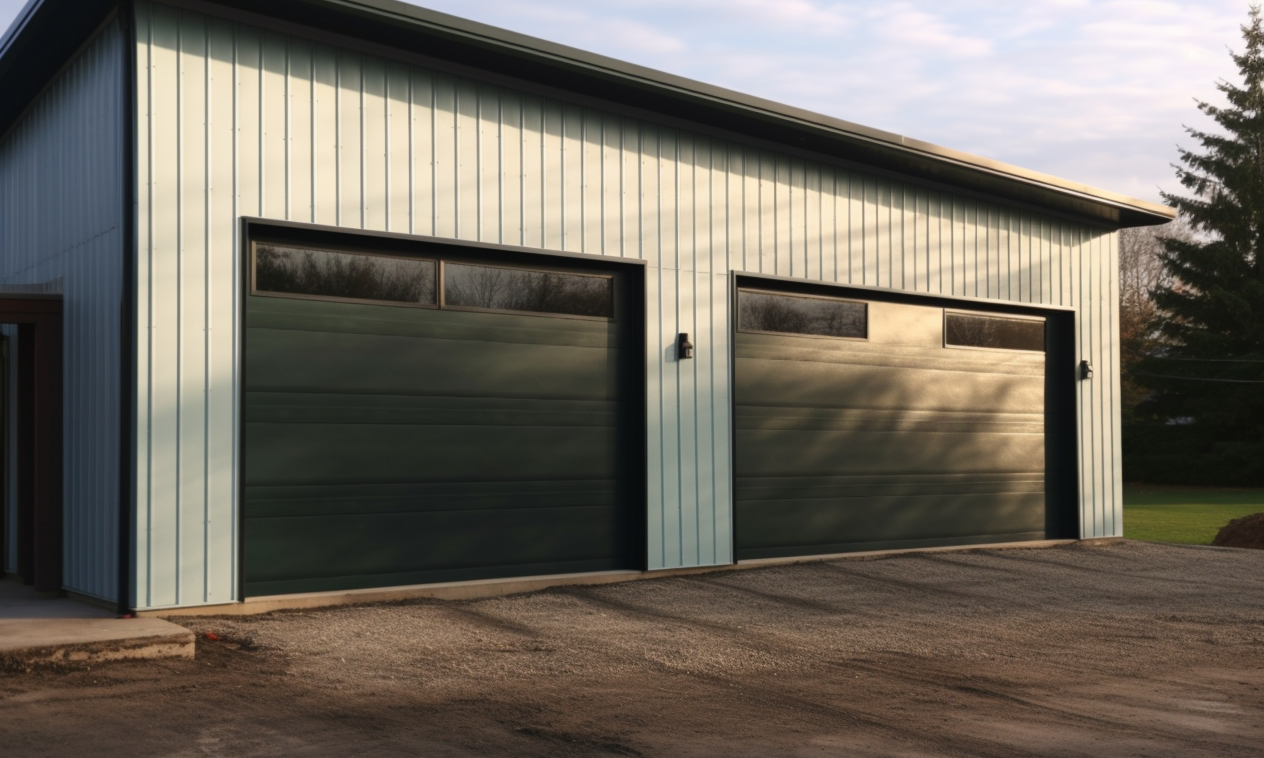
<box><xmin>0</xmin><ymin>0</ymin><xmax>119</xmax><ymax>139</ymax></box>
<box><xmin>0</xmin><ymin>0</ymin><xmax>1175</xmax><ymax>228</ymax></box>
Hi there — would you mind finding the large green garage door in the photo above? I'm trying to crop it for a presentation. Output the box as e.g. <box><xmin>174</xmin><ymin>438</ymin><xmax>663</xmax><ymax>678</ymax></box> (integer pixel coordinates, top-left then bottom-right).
<box><xmin>734</xmin><ymin>285</ymin><xmax>1073</xmax><ymax>560</ymax></box>
<box><xmin>242</xmin><ymin>236</ymin><xmax>640</xmax><ymax>596</ymax></box>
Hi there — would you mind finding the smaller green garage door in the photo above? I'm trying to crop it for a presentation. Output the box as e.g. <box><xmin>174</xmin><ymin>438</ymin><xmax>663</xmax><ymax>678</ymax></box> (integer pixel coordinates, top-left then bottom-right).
<box><xmin>242</xmin><ymin>236</ymin><xmax>641</xmax><ymax>597</ymax></box>
<box><xmin>734</xmin><ymin>285</ymin><xmax>1073</xmax><ymax>560</ymax></box>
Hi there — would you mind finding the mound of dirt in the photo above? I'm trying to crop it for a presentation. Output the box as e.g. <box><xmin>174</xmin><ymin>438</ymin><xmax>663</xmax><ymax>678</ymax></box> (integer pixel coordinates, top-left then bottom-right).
<box><xmin>1212</xmin><ymin>512</ymin><xmax>1264</xmax><ymax>550</ymax></box>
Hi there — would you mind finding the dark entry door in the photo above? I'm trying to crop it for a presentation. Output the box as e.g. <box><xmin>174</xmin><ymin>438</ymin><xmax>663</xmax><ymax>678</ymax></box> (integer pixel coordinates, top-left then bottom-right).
<box><xmin>0</xmin><ymin>334</ymin><xmax>6</xmax><ymax>576</ymax></box>
<box><xmin>242</xmin><ymin>238</ymin><xmax>640</xmax><ymax>596</ymax></box>
<box><xmin>734</xmin><ymin>285</ymin><xmax>1068</xmax><ymax>560</ymax></box>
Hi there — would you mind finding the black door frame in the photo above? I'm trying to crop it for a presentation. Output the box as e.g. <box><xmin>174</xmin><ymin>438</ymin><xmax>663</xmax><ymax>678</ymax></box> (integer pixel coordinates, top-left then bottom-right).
<box><xmin>236</xmin><ymin>217</ymin><xmax>648</xmax><ymax>599</ymax></box>
<box><xmin>729</xmin><ymin>271</ymin><xmax>1080</xmax><ymax>559</ymax></box>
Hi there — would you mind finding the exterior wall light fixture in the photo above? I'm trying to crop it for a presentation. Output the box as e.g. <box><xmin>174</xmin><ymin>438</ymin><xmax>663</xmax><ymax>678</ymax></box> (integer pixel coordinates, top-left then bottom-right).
<box><xmin>678</xmin><ymin>333</ymin><xmax>694</xmax><ymax>360</ymax></box>
<box><xmin>1080</xmin><ymin>360</ymin><xmax>1093</xmax><ymax>380</ymax></box>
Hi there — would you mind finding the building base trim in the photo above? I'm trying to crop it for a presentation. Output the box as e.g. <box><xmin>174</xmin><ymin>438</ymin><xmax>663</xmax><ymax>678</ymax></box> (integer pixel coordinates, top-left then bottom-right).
<box><xmin>135</xmin><ymin>539</ymin><xmax>1079</xmax><ymax>617</ymax></box>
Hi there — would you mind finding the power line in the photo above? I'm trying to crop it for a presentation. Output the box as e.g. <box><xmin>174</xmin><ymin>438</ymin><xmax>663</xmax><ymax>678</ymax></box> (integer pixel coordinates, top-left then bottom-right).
<box><xmin>1152</xmin><ymin>356</ymin><xmax>1264</xmax><ymax>364</ymax></box>
<box><xmin>1129</xmin><ymin>371</ymin><xmax>1264</xmax><ymax>384</ymax></box>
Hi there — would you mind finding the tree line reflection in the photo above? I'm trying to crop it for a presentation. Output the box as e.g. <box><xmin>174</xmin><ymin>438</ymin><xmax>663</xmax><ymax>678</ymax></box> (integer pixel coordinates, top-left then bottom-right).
<box><xmin>739</xmin><ymin>291</ymin><xmax>866</xmax><ymax>338</ymax></box>
<box><xmin>445</xmin><ymin>263</ymin><xmax>613</xmax><ymax>318</ymax></box>
<box><xmin>254</xmin><ymin>244</ymin><xmax>614</xmax><ymax>319</ymax></box>
<box><xmin>946</xmin><ymin>313</ymin><xmax>1044</xmax><ymax>352</ymax></box>
<box><xmin>255</xmin><ymin>245</ymin><xmax>436</xmax><ymax>305</ymax></box>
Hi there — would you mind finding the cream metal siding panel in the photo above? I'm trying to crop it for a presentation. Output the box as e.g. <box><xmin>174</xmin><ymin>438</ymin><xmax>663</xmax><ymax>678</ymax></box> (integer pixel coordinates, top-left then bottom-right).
<box><xmin>541</xmin><ymin>98</ymin><xmax>563</xmax><ymax>250</ymax></box>
<box><xmin>362</xmin><ymin>55</ymin><xmax>387</xmax><ymax>233</ymax></box>
<box><xmin>582</xmin><ymin>110</ymin><xmax>603</xmax><ymax>256</ymax></box>
<box><xmin>288</xmin><ymin>39</ymin><xmax>315</xmax><ymax>225</ymax></box>
<box><xmin>710</xmin><ymin>144</ymin><xmax>729</xmax><ymax>276</ymax></box>
<box><xmin>677</xmin><ymin>134</ymin><xmax>696</xmax><ymax>273</ymax></box>
<box><xmin>313</xmin><ymin>44</ymin><xmax>338</xmax><ymax>227</ymax></box>
<box><xmin>621</xmin><ymin>121</ymin><xmax>642</xmax><ymax>258</ymax></box>
<box><xmin>0</xmin><ymin>21</ymin><xmax>125</xmax><ymax>599</ymax></box>
<box><xmin>135</xmin><ymin>2</ymin><xmax>1127</xmax><ymax>601</ymax></box>
<box><xmin>600</xmin><ymin>113</ymin><xmax>621</xmax><ymax>257</ymax></box>
<box><xmin>659</xmin><ymin>130</ymin><xmax>679</xmax><ymax>271</ymax></box>
<box><xmin>261</xmin><ymin>31</ymin><xmax>286</xmax><ymax>222</ymax></box>
<box><xmin>454</xmin><ymin>78</ymin><xmax>479</xmax><ymax>241</ymax></box>
<box><xmin>925</xmin><ymin>192</ymin><xmax>941</xmax><ymax>294</ymax></box>
<box><xmin>845</xmin><ymin>172</ymin><xmax>863</xmax><ymax>285</ymax></box>
<box><xmin>205</xmin><ymin>15</ymin><xmax>237</xmax><ymax>605</ymax></box>
<box><xmin>520</xmin><ymin>94</ymin><xmax>543</xmax><ymax>248</ymax></box>
<box><xmin>1086</xmin><ymin>231</ymin><xmax>1104</xmax><ymax>536</ymax></box>
<box><xmin>179</xmin><ymin>11</ymin><xmax>210</xmax><ymax>603</ymax></box>
<box><xmin>862</xmin><ymin>177</ymin><xmax>879</xmax><ymax>286</ymax></box>
<box><xmin>677</xmin><ymin>268</ymin><xmax>699</xmax><ymax>565</ymax></box>
<box><xmin>1107</xmin><ymin>231</ymin><xmax>1124</xmax><ymax>537</ymax></box>
<box><xmin>656</xmin><ymin>267</ymin><xmax>681</xmax><ymax>565</ymax></box>
<box><xmin>644</xmin><ymin>264</ymin><xmax>665</xmax><ymax>565</ymax></box>
<box><xmin>145</xmin><ymin>0</ymin><xmax>184</xmax><ymax>607</ymax></box>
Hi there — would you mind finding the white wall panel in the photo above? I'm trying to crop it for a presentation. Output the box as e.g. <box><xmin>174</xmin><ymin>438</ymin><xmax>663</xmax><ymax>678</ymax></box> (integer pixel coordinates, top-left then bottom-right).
<box><xmin>0</xmin><ymin>21</ymin><xmax>125</xmax><ymax>599</ymax></box>
<box><xmin>134</xmin><ymin>2</ymin><xmax>1126</xmax><ymax>605</ymax></box>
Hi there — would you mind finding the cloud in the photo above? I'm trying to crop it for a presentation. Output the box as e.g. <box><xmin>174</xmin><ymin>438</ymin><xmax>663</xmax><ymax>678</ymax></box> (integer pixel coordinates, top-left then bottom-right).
<box><xmin>863</xmin><ymin>4</ymin><xmax>994</xmax><ymax>59</ymax></box>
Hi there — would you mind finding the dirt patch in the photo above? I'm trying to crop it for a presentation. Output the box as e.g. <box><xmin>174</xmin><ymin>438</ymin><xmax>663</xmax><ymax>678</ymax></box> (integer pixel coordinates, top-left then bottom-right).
<box><xmin>1212</xmin><ymin>512</ymin><xmax>1264</xmax><ymax>549</ymax></box>
<box><xmin>2</xmin><ymin>540</ymin><xmax>1264</xmax><ymax>757</ymax></box>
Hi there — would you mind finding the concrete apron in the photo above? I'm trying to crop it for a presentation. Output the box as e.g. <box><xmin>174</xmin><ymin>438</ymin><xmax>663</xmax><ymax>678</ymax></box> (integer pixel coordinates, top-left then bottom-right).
<box><xmin>139</xmin><ymin>538</ymin><xmax>1087</xmax><ymax>617</ymax></box>
<box><xmin>0</xmin><ymin>577</ymin><xmax>194</xmax><ymax>669</ymax></box>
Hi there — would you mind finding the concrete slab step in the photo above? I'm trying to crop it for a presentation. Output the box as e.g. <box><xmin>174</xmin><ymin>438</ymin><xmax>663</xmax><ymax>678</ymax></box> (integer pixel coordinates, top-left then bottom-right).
<box><xmin>0</xmin><ymin>577</ymin><xmax>194</xmax><ymax>668</ymax></box>
<box><xmin>0</xmin><ymin>616</ymin><xmax>195</xmax><ymax>668</ymax></box>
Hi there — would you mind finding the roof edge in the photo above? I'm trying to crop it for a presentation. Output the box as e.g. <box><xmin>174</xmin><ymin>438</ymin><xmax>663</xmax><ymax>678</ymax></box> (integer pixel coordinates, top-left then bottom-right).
<box><xmin>0</xmin><ymin>0</ymin><xmax>1176</xmax><ymax>227</ymax></box>
<box><xmin>313</xmin><ymin>0</ymin><xmax>1174</xmax><ymax>226</ymax></box>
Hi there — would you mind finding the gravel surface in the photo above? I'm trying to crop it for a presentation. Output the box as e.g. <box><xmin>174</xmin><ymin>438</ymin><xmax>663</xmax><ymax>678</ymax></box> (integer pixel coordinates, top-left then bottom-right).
<box><xmin>3</xmin><ymin>540</ymin><xmax>1263</xmax><ymax>757</ymax></box>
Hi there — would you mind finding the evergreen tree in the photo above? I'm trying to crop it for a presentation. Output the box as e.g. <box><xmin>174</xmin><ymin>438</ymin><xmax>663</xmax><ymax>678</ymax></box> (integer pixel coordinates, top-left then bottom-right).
<box><xmin>1129</xmin><ymin>6</ymin><xmax>1264</xmax><ymax>484</ymax></box>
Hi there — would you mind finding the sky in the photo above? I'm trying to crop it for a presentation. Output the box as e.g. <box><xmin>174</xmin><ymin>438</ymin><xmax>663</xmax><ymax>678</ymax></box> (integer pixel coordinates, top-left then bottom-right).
<box><xmin>0</xmin><ymin>0</ymin><xmax>1252</xmax><ymax>205</ymax></box>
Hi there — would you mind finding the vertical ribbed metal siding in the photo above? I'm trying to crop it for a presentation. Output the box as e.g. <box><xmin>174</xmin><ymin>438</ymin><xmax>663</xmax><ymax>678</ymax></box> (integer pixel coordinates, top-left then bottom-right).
<box><xmin>0</xmin><ymin>22</ymin><xmax>125</xmax><ymax>599</ymax></box>
<box><xmin>134</xmin><ymin>3</ymin><xmax>1123</xmax><ymax>606</ymax></box>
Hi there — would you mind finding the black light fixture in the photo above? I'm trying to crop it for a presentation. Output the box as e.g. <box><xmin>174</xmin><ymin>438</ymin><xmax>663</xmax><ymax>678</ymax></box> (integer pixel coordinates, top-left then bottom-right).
<box><xmin>1079</xmin><ymin>360</ymin><xmax>1093</xmax><ymax>380</ymax></box>
<box><xmin>678</xmin><ymin>333</ymin><xmax>694</xmax><ymax>360</ymax></box>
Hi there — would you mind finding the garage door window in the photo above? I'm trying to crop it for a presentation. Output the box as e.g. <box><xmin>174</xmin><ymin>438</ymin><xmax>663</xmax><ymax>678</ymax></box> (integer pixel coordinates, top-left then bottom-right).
<box><xmin>253</xmin><ymin>243</ymin><xmax>613</xmax><ymax>320</ymax></box>
<box><xmin>945</xmin><ymin>312</ymin><xmax>1045</xmax><ymax>352</ymax></box>
<box><xmin>444</xmin><ymin>262</ymin><xmax>614</xmax><ymax>319</ymax></box>
<box><xmin>253</xmin><ymin>244</ymin><xmax>437</xmax><ymax>307</ymax></box>
<box><xmin>738</xmin><ymin>290</ymin><xmax>867</xmax><ymax>339</ymax></box>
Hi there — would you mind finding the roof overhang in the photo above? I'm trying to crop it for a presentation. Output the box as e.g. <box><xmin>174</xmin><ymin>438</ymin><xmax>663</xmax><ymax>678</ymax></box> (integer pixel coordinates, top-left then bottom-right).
<box><xmin>0</xmin><ymin>0</ymin><xmax>118</xmax><ymax>139</ymax></box>
<box><xmin>0</xmin><ymin>0</ymin><xmax>1175</xmax><ymax>228</ymax></box>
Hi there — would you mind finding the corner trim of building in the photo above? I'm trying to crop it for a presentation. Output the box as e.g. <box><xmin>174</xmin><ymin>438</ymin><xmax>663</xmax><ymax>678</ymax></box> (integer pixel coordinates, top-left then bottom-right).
<box><xmin>117</xmin><ymin>0</ymin><xmax>138</xmax><ymax>616</ymax></box>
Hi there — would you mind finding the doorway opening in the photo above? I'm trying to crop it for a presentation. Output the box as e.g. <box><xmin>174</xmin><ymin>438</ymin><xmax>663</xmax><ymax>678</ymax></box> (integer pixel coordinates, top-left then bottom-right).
<box><xmin>0</xmin><ymin>294</ymin><xmax>63</xmax><ymax>591</ymax></box>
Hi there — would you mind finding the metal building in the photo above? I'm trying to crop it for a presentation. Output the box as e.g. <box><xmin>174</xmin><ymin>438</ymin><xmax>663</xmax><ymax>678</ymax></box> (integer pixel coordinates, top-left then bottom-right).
<box><xmin>0</xmin><ymin>0</ymin><xmax>1173</xmax><ymax>612</ymax></box>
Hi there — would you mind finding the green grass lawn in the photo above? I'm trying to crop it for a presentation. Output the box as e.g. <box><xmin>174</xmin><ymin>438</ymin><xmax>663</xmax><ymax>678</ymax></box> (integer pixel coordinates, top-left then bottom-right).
<box><xmin>1123</xmin><ymin>485</ymin><xmax>1264</xmax><ymax>544</ymax></box>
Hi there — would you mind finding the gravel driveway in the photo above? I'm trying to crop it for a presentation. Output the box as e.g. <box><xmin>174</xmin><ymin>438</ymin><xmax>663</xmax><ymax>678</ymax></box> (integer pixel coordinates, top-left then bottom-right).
<box><xmin>3</xmin><ymin>540</ymin><xmax>1263</xmax><ymax>757</ymax></box>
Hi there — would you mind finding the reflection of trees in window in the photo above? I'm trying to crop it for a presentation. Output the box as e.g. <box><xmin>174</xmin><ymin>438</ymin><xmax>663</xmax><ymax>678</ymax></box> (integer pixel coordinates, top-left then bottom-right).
<box><xmin>445</xmin><ymin>263</ymin><xmax>613</xmax><ymax>318</ymax></box>
<box><xmin>255</xmin><ymin>245</ymin><xmax>436</xmax><ymax>305</ymax></box>
<box><xmin>946</xmin><ymin>313</ymin><xmax>1044</xmax><ymax>352</ymax></box>
<box><xmin>739</xmin><ymin>291</ymin><xmax>866</xmax><ymax>338</ymax></box>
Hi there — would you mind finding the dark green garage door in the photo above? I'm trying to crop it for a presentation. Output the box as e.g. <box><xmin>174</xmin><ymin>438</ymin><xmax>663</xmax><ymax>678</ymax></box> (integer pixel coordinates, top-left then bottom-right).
<box><xmin>242</xmin><ymin>238</ymin><xmax>639</xmax><ymax>596</ymax></box>
<box><xmin>734</xmin><ymin>286</ymin><xmax>1069</xmax><ymax>560</ymax></box>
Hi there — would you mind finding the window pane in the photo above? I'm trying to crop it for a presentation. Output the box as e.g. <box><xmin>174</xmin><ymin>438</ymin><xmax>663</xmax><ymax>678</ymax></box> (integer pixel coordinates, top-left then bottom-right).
<box><xmin>738</xmin><ymin>290</ymin><xmax>866</xmax><ymax>338</ymax></box>
<box><xmin>254</xmin><ymin>244</ymin><xmax>436</xmax><ymax>306</ymax></box>
<box><xmin>444</xmin><ymin>263</ymin><xmax>614</xmax><ymax>318</ymax></box>
<box><xmin>946</xmin><ymin>312</ymin><xmax>1045</xmax><ymax>351</ymax></box>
